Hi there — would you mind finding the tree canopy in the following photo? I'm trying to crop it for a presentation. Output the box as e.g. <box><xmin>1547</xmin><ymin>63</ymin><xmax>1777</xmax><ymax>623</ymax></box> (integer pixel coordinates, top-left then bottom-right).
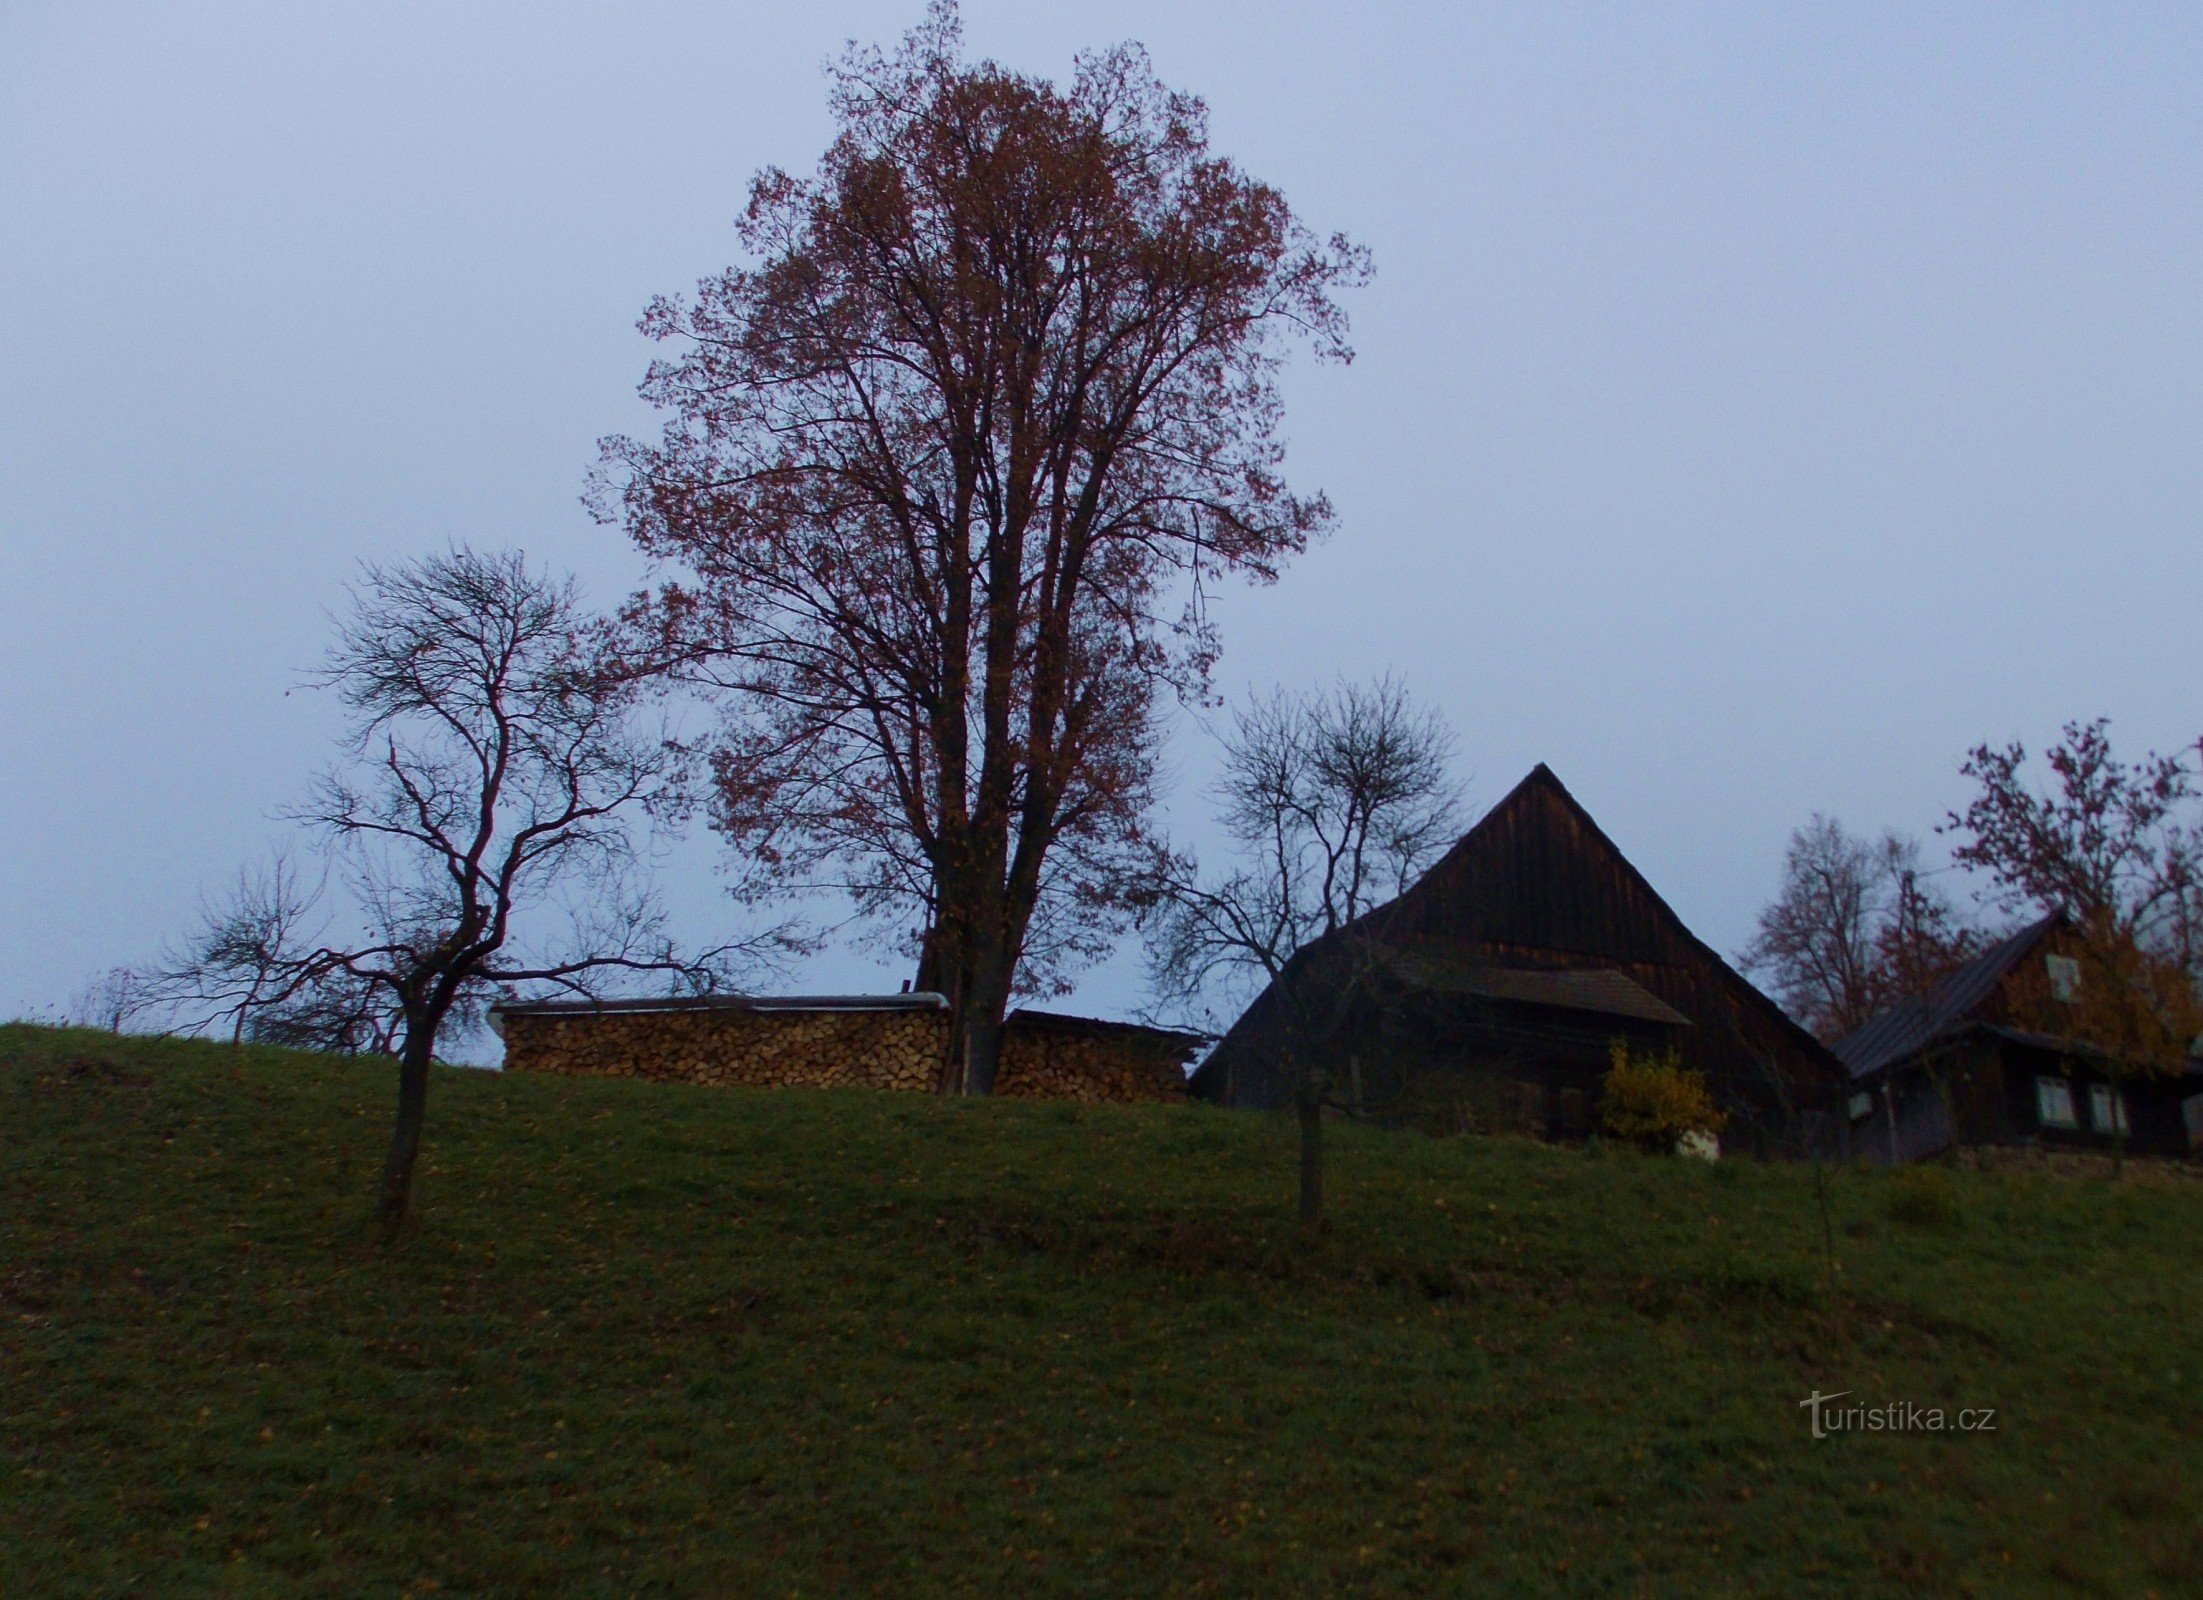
<box><xmin>598</xmin><ymin>2</ymin><xmax>1365</xmax><ymax>1091</ymax></box>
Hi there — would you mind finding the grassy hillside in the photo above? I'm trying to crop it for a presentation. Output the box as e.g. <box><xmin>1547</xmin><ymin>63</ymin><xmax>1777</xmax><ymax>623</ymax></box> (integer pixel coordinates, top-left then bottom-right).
<box><xmin>4</xmin><ymin>1024</ymin><xmax>2199</xmax><ymax>1598</ymax></box>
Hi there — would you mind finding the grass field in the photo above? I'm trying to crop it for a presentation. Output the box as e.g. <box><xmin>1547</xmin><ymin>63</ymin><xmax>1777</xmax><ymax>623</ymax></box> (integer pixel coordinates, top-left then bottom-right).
<box><xmin>4</xmin><ymin>1023</ymin><xmax>2200</xmax><ymax>1597</ymax></box>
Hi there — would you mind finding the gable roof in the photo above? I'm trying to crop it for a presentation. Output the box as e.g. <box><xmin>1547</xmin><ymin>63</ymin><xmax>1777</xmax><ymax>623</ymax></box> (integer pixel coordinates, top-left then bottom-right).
<box><xmin>1195</xmin><ymin>764</ymin><xmax>1843</xmax><ymax>1093</ymax></box>
<box><xmin>1830</xmin><ymin>913</ymin><xmax>2063</xmax><ymax>1080</ymax></box>
<box><xmin>1369</xmin><ymin>764</ymin><xmax>1835</xmax><ymax>1063</ymax></box>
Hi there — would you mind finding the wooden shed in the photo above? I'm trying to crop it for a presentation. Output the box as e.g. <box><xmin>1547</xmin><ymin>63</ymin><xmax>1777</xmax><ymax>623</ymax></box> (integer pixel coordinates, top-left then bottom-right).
<box><xmin>1191</xmin><ymin>765</ymin><xmax>1849</xmax><ymax>1153</ymax></box>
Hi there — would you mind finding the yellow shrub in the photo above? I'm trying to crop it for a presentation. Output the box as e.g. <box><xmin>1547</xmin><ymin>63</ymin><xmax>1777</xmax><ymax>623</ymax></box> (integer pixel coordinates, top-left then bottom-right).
<box><xmin>1600</xmin><ymin>1041</ymin><xmax>1727</xmax><ymax>1151</ymax></box>
<box><xmin>1887</xmin><ymin>1166</ymin><xmax>1960</xmax><ymax>1229</ymax></box>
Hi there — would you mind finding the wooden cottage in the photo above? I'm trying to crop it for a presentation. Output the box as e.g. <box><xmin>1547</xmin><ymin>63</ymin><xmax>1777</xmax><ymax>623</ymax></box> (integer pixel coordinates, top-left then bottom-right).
<box><xmin>1833</xmin><ymin>913</ymin><xmax>2203</xmax><ymax>1162</ymax></box>
<box><xmin>1191</xmin><ymin>765</ymin><xmax>1849</xmax><ymax>1154</ymax></box>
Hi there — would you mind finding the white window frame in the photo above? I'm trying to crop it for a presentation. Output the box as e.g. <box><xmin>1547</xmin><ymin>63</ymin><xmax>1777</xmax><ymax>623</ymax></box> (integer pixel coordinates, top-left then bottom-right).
<box><xmin>1848</xmin><ymin>1091</ymin><xmax>1873</xmax><ymax>1122</ymax></box>
<box><xmin>2035</xmin><ymin>1075</ymin><xmax>2077</xmax><ymax>1129</ymax></box>
<box><xmin>2046</xmin><ymin>954</ymin><xmax>2080</xmax><ymax>1004</ymax></box>
<box><xmin>2088</xmin><ymin>1083</ymin><xmax>2129</xmax><ymax>1136</ymax></box>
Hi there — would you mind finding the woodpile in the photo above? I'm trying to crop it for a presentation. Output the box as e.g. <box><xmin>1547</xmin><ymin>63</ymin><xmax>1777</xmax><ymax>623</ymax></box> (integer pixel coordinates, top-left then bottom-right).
<box><xmin>499</xmin><ymin>1003</ymin><xmax>1194</xmax><ymax>1104</ymax></box>
<box><xmin>995</xmin><ymin>1024</ymin><xmax>1189</xmax><ymax>1103</ymax></box>
<box><xmin>503</xmin><ymin>1008</ymin><xmax>946</xmax><ymax>1093</ymax></box>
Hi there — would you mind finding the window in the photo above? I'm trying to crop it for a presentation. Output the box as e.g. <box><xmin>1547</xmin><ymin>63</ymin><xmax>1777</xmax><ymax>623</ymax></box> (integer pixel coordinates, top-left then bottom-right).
<box><xmin>2088</xmin><ymin>1084</ymin><xmax>2129</xmax><ymax>1136</ymax></box>
<box><xmin>2046</xmin><ymin>954</ymin><xmax>2080</xmax><ymax>1004</ymax></box>
<box><xmin>2036</xmin><ymin>1076</ymin><xmax>2077</xmax><ymax>1129</ymax></box>
<box><xmin>1848</xmin><ymin>1091</ymin><xmax>1874</xmax><ymax>1122</ymax></box>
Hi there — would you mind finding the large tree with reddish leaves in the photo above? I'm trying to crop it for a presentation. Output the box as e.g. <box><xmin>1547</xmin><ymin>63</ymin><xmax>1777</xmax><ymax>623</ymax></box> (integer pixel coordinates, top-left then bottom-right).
<box><xmin>597</xmin><ymin>4</ymin><xmax>1364</xmax><ymax>1093</ymax></box>
<box><xmin>1947</xmin><ymin>717</ymin><xmax>2202</xmax><ymax>962</ymax></box>
<box><xmin>1945</xmin><ymin>718</ymin><xmax>2203</xmax><ymax>1136</ymax></box>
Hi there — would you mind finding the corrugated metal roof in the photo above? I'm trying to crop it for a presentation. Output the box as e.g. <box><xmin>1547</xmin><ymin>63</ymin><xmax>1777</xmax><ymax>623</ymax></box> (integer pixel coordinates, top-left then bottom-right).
<box><xmin>1830</xmin><ymin>915</ymin><xmax>2061</xmax><ymax>1079</ymax></box>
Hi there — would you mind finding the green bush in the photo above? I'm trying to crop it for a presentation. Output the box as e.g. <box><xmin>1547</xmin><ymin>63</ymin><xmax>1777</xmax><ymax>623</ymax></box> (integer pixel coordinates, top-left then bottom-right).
<box><xmin>1600</xmin><ymin>1041</ymin><xmax>1727</xmax><ymax>1152</ymax></box>
<box><xmin>1887</xmin><ymin>1165</ymin><xmax>1961</xmax><ymax>1229</ymax></box>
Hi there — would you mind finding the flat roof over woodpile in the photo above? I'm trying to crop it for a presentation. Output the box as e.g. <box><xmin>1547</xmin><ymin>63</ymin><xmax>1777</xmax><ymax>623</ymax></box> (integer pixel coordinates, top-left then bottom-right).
<box><xmin>489</xmin><ymin>993</ymin><xmax>950</xmax><ymax>1019</ymax></box>
<box><xmin>1006</xmin><ymin>1007</ymin><xmax>1211</xmax><ymax>1056</ymax></box>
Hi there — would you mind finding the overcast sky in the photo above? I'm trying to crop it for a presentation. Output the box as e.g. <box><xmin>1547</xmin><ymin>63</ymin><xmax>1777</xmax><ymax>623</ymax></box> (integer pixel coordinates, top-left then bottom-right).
<box><xmin>4</xmin><ymin>1</ymin><xmax>2199</xmax><ymax>1028</ymax></box>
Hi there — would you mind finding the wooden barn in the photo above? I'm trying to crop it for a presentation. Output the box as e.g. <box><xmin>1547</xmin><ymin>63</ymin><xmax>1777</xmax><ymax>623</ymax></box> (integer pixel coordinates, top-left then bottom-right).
<box><xmin>1833</xmin><ymin>913</ymin><xmax>2203</xmax><ymax>1162</ymax></box>
<box><xmin>1191</xmin><ymin>765</ymin><xmax>1850</xmax><ymax>1154</ymax></box>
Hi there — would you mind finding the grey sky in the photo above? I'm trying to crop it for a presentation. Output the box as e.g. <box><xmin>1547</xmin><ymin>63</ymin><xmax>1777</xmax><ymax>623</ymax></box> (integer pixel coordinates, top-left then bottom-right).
<box><xmin>5</xmin><ymin>2</ymin><xmax>2199</xmax><ymax>1026</ymax></box>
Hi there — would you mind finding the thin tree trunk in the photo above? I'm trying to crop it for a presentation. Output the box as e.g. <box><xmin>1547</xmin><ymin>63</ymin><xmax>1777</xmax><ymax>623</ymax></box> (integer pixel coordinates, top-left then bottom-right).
<box><xmin>379</xmin><ymin>1030</ymin><xmax>434</xmax><ymax>1229</ymax></box>
<box><xmin>1296</xmin><ymin>1085</ymin><xmax>1324</xmax><ymax>1232</ymax></box>
<box><xmin>1810</xmin><ymin>1142</ymin><xmax>1837</xmax><ymax>1289</ymax></box>
<box><xmin>2110</xmin><ymin>1076</ymin><xmax>2127</xmax><ymax>1175</ymax></box>
<box><xmin>1925</xmin><ymin>1056</ymin><xmax>1960</xmax><ymax>1160</ymax></box>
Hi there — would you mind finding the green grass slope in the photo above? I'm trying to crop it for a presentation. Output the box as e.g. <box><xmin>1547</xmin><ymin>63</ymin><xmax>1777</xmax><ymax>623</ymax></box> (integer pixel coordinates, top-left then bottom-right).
<box><xmin>4</xmin><ymin>1023</ymin><xmax>2199</xmax><ymax>1598</ymax></box>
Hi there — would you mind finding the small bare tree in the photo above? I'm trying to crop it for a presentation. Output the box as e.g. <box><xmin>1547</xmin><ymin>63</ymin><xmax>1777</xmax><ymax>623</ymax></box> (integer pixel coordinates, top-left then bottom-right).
<box><xmin>147</xmin><ymin>850</ymin><xmax>324</xmax><ymax>1047</ymax></box>
<box><xmin>1143</xmin><ymin>677</ymin><xmax>1460</xmax><ymax>1229</ymax></box>
<box><xmin>165</xmin><ymin>547</ymin><xmax>785</xmax><ymax>1228</ymax></box>
<box><xmin>67</xmin><ymin>966</ymin><xmax>160</xmax><ymax>1034</ymax></box>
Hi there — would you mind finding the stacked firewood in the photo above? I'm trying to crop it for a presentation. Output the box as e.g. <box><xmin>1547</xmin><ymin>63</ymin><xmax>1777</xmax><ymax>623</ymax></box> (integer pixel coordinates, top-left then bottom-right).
<box><xmin>503</xmin><ymin>1009</ymin><xmax>947</xmax><ymax>1092</ymax></box>
<box><xmin>501</xmin><ymin>1007</ymin><xmax>1189</xmax><ymax>1103</ymax></box>
<box><xmin>994</xmin><ymin>1028</ymin><xmax>1188</xmax><ymax>1103</ymax></box>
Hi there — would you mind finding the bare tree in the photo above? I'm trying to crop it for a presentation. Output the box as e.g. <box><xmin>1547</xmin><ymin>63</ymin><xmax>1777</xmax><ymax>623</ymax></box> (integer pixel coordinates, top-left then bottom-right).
<box><xmin>164</xmin><ymin>547</ymin><xmax>783</xmax><ymax>1228</ymax></box>
<box><xmin>67</xmin><ymin>966</ymin><xmax>159</xmax><ymax>1035</ymax></box>
<box><xmin>1143</xmin><ymin>677</ymin><xmax>1460</xmax><ymax>1229</ymax></box>
<box><xmin>246</xmin><ymin>960</ymin><xmax>400</xmax><ymax>1055</ymax></box>
<box><xmin>597</xmin><ymin>3</ymin><xmax>1366</xmax><ymax>1096</ymax></box>
<box><xmin>1738</xmin><ymin>817</ymin><xmax>1881</xmax><ymax>1039</ymax></box>
<box><xmin>1874</xmin><ymin>856</ymin><xmax>1978</xmax><ymax>1002</ymax></box>
<box><xmin>146</xmin><ymin>850</ymin><xmax>324</xmax><ymax>1047</ymax></box>
<box><xmin>1740</xmin><ymin>817</ymin><xmax>1975</xmax><ymax>1041</ymax></box>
